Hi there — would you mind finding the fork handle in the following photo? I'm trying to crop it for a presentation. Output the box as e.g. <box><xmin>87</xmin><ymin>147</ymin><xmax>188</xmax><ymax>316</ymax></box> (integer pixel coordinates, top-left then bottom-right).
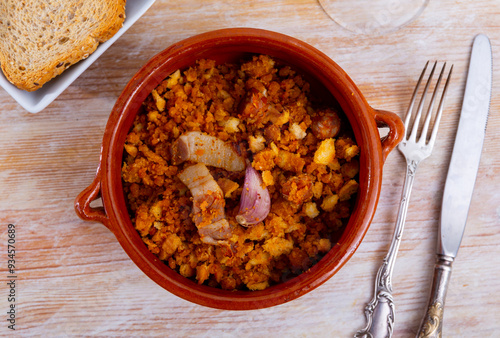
<box><xmin>355</xmin><ymin>262</ymin><xmax>395</xmax><ymax>338</ymax></box>
<box><xmin>416</xmin><ymin>255</ymin><xmax>454</xmax><ymax>338</ymax></box>
<box><xmin>355</xmin><ymin>160</ymin><xmax>418</xmax><ymax>338</ymax></box>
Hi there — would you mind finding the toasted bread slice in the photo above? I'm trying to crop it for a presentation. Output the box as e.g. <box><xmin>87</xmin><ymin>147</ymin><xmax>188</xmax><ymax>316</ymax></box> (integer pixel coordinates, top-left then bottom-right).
<box><xmin>0</xmin><ymin>0</ymin><xmax>126</xmax><ymax>91</ymax></box>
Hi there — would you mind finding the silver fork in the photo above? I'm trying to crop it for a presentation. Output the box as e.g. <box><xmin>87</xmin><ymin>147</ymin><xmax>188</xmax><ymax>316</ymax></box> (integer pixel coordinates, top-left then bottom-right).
<box><xmin>355</xmin><ymin>61</ymin><xmax>453</xmax><ymax>338</ymax></box>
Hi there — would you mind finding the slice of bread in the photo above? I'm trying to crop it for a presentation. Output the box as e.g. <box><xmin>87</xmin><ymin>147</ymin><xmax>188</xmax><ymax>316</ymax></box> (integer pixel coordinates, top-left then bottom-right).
<box><xmin>0</xmin><ymin>0</ymin><xmax>126</xmax><ymax>91</ymax></box>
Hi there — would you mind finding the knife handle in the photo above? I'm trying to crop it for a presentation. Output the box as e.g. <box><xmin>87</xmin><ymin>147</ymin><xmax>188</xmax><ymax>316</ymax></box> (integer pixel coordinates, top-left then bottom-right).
<box><xmin>416</xmin><ymin>255</ymin><xmax>454</xmax><ymax>338</ymax></box>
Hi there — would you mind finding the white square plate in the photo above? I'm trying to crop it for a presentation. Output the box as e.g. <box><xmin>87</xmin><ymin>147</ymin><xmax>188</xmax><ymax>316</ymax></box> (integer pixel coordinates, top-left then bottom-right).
<box><xmin>0</xmin><ymin>0</ymin><xmax>156</xmax><ymax>113</ymax></box>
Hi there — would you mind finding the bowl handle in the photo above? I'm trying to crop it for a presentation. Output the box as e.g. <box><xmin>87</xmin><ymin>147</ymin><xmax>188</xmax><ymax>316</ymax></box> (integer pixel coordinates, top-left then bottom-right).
<box><xmin>74</xmin><ymin>166</ymin><xmax>111</xmax><ymax>230</ymax></box>
<box><xmin>371</xmin><ymin>108</ymin><xmax>405</xmax><ymax>162</ymax></box>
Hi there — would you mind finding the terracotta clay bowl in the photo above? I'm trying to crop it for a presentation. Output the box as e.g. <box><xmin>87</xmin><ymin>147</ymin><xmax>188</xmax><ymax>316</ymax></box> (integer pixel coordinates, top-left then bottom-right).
<box><xmin>75</xmin><ymin>28</ymin><xmax>404</xmax><ymax>310</ymax></box>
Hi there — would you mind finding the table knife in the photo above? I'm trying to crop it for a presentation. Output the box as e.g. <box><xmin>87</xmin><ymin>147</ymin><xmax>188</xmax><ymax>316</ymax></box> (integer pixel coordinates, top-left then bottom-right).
<box><xmin>416</xmin><ymin>34</ymin><xmax>492</xmax><ymax>338</ymax></box>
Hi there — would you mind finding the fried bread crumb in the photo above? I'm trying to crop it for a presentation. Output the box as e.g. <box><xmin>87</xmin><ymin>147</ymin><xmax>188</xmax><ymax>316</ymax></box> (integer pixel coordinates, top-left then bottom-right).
<box><xmin>122</xmin><ymin>54</ymin><xmax>360</xmax><ymax>291</ymax></box>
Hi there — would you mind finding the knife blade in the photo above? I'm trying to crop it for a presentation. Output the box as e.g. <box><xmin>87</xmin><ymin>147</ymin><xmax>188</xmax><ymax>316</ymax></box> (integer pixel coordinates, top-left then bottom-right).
<box><xmin>439</xmin><ymin>33</ymin><xmax>492</xmax><ymax>258</ymax></box>
<box><xmin>417</xmin><ymin>34</ymin><xmax>492</xmax><ymax>338</ymax></box>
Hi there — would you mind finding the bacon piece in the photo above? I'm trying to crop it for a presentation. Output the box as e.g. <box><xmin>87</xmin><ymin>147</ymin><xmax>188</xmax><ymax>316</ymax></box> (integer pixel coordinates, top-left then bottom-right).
<box><xmin>178</xmin><ymin>163</ymin><xmax>233</xmax><ymax>244</ymax></box>
<box><xmin>171</xmin><ymin>131</ymin><xmax>245</xmax><ymax>171</ymax></box>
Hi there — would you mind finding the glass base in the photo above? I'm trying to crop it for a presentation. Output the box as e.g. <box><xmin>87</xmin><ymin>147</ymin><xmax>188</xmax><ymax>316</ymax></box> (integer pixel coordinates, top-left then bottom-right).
<box><xmin>319</xmin><ymin>0</ymin><xmax>429</xmax><ymax>36</ymax></box>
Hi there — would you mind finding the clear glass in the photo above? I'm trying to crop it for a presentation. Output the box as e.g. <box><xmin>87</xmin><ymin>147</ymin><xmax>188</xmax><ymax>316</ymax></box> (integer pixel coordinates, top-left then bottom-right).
<box><xmin>319</xmin><ymin>0</ymin><xmax>429</xmax><ymax>36</ymax></box>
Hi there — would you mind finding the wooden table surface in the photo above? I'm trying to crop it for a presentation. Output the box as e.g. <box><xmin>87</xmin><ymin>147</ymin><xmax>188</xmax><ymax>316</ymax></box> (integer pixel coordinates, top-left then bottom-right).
<box><xmin>1</xmin><ymin>0</ymin><xmax>499</xmax><ymax>337</ymax></box>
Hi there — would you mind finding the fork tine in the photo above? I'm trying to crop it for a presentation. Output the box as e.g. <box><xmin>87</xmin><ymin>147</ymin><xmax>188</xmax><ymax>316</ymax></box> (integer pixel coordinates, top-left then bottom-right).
<box><xmin>409</xmin><ymin>61</ymin><xmax>437</xmax><ymax>142</ymax></box>
<box><xmin>427</xmin><ymin>64</ymin><xmax>453</xmax><ymax>148</ymax></box>
<box><xmin>419</xmin><ymin>62</ymin><xmax>447</xmax><ymax>144</ymax></box>
<box><xmin>404</xmin><ymin>61</ymin><xmax>429</xmax><ymax>139</ymax></box>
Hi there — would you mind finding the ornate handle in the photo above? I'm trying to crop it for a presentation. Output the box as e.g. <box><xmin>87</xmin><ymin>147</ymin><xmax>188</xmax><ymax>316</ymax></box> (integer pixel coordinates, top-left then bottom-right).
<box><xmin>417</xmin><ymin>255</ymin><xmax>453</xmax><ymax>338</ymax></box>
<box><xmin>355</xmin><ymin>263</ymin><xmax>396</xmax><ymax>338</ymax></box>
<box><xmin>74</xmin><ymin>165</ymin><xmax>111</xmax><ymax>230</ymax></box>
<box><xmin>372</xmin><ymin>109</ymin><xmax>405</xmax><ymax>163</ymax></box>
<box><xmin>355</xmin><ymin>159</ymin><xmax>418</xmax><ymax>338</ymax></box>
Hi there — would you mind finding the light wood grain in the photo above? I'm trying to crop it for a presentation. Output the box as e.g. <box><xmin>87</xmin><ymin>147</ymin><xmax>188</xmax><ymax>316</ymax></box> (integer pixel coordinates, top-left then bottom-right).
<box><xmin>1</xmin><ymin>0</ymin><xmax>499</xmax><ymax>336</ymax></box>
